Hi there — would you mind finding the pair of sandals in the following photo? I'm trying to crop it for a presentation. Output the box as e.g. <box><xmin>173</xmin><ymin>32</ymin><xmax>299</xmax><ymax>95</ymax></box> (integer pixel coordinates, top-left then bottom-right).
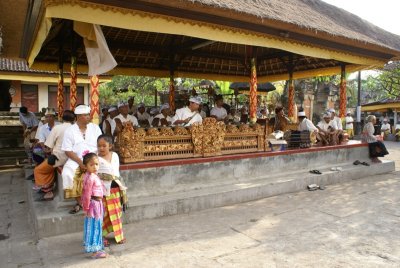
<box><xmin>353</xmin><ymin>160</ymin><xmax>370</xmax><ymax>166</ymax></box>
<box><xmin>309</xmin><ymin>169</ymin><xmax>322</xmax><ymax>175</ymax></box>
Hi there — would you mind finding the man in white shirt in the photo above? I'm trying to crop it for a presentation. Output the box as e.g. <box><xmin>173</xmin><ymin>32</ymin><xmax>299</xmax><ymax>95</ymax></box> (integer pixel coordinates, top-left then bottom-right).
<box><xmin>172</xmin><ymin>96</ymin><xmax>203</xmax><ymax>126</ymax></box>
<box><xmin>135</xmin><ymin>103</ymin><xmax>151</xmax><ymax>127</ymax></box>
<box><xmin>210</xmin><ymin>95</ymin><xmax>227</xmax><ymax>122</ymax></box>
<box><xmin>153</xmin><ymin>104</ymin><xmax>173</xmax><ymax>127</ymax></box>
<box><xmin>298</xmin><ymin>111</ymin><xmax>318</xmax><ymax>132</ymax></box>
<box><xmin>104</xmin><ymin>106</ymin><xmax>118</xmax><ymax>137</ymax></box>
<box><xmin>61</xmin><ymin>105</ymin><xmax>102</xmax><ymax>212</ymax></box>
<box><xmin>381</xmin><ymin>119</ymin><xmax>391</xmax><ymax>137</ymax></box>
<box><xmin>114</xmin><ymin>102</ymin><xmax>139</xmax><ymax>136</ymax></box>
<box><xmin>317</xmin><ymin>112</ymin><xmax>340</xmax><ymax>145</ymax></box>
<box><xmin>33</xmin><ymin>110</ymin><xmax>75</xmax><ymax>201</ymax></box>
<box><xmin>328</xmin><ymin>108</ymin><xmax>343</xmax><ymax>130</ymax></box>
<box><xmin>345</xmin><ymin>111</ymin><xmax>354</xmax><ymax>139</ymax></box>
<box><xmin>36</xmin><ymin>108</ymin><xmax>60</xmax><ymax>145</ymax></box>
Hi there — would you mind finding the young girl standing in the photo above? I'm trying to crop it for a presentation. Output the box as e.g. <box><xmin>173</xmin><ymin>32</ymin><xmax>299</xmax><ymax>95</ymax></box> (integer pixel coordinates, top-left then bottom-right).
<box><xmin>81</xmin><ymin>153</ymin><xmax>107</xmax><ymax>259</ymax></box>
<box><xmin>97</xmin><ymin>135</ymin><xmax>127</xmax><ymax>246</ymax></box>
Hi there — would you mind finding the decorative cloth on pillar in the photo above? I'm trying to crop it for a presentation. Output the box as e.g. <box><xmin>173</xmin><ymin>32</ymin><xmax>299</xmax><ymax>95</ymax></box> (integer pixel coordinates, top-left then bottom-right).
<box><xmin>90</xmin><ymin>75</ymin><xmax>100</xmax><ymax>124</ymax></box>
<box><xmin>339</xmin><ymin>66</ymin><xmax>347</xmax><ymax>118</ymax></box>
<box><xmin>57</xmin><ymin>68</ymin><xmax>64</xmax><ymax>120</ymax></box>
<box><xmin>70</xmin><ymin>56</ymin><xmax>78</xmax><ymax>111</ymax></box>
<box><xmin>249</xmin><ymin>57</ymin><xmax>258</xmax><ymax>123</ymax></box>
<box><xmin>169</xmin><ymin>77</ymin><xmax>175</xmax><ymax>112</ymax></box>
<box><xmin>288</xmin><ymin>77</ymin><xmax>295</xmax><ymax>118</ymax></box>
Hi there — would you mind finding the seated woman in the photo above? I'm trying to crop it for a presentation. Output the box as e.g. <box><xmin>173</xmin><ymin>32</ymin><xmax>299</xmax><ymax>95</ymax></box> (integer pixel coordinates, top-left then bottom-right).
<box><xmin>362</xmin><ymin>115</ymin><xmax>389</xmax><ymax>163</ymax></box>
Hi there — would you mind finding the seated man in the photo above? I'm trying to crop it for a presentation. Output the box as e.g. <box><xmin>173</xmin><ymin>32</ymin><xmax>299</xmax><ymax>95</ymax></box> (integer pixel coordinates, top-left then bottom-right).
<box><xmin>33</xmin><ymin>110</ymin><xmax>75</xmax><ymax>201</ymax></box>
<box><xmin>153</xmin><ymin>104</ymin><xmax>173</xmax><ymax>127</ymax></box>
<box><xmin>298</xmin><ymin>111</ymin><xmax>318</xmax><ymax>144</ymax></box>
<box><xmin>270</xmin><ymin>106</ymin><xmax>289</xmax><ymax>132</ymax></box>
<box><xmin>210</xmin><ymin>95</ymin><xmax>228</xmax><ymax>122</ymax></box>
<box><xmin>135</xmin><ymin>103</ymin><xmax>151</xmax><ymax>127</ymax></box>
<box><xmin>172</xmin><ymin>96</ymin><xmax>203</xmax><ymax>126</ymax></box>
<box><xmin>316</xmin><ymin>112</ymin><xmax>340</xmax><ymax>146</ymax></box>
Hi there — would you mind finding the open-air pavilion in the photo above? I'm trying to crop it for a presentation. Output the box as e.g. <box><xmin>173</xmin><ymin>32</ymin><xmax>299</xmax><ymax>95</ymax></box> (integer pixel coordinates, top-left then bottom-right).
<box><xmin>4</xmin><ymin>0</ymin><xmax>400</xmax><ymax>237</ymax></box>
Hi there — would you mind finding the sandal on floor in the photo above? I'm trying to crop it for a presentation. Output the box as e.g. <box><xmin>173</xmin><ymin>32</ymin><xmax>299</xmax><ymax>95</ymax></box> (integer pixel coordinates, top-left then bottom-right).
<box><xmin>353</xmin><ymin>160</ymin><xmax>361</xmax><ymax>165</ymax></box>
<box><xmin>91</xmin><ymin>251</ymin><xmax>107</xmax><ymax>259</ymax></box>
<box><xmin>69</xmin><ymin>204</ymin><xmax>82</xmax><ymax>214</ymax></box>
<box><xmin>117</xmin><ymin>238</ymin><xmax>126</xmax><ymax>244</ymax></box>
<box><xmin>35</xmin><ymin>195</ymin><xmax>54</xmax><ymax>202</ymax></box>
<box><xmin>309</xmin><ymin>170</ymin><xmax>322</xmax><ymax>175</ymax></box>
<box><xmin>103</xmin><ymin>238</ymin><xmax>110</xmax><ymax>247</ymax></box>
<box><xmin>360</xmin><ymin>162</ymin><xmax>370</xmax><ymax>166</ymax></box>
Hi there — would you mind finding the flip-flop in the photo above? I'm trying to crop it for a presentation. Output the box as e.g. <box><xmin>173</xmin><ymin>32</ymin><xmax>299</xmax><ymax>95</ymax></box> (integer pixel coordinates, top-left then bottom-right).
<box><xmin>361</xmin><ymin>162</ymin><xmax>370</xmax><ymax>166</ymax></box>
<box><xmin>353</xmin><ymin>160</ymin><xmax>361</xmax><ymax>165</ymax></box>
<box><xmin>69</xmin><ymin>204</ymin><xmax>82</xmax><ymax>214</ymax></box>
<box><xmin>309</xmin><ymin>170</ymin><xmax>322</xmax><ymax>175</ymax></box>
<box><xmin>117</xmin><ymin>238</ymin><xmax>126</xmax><ymax>244</ymax></box>
<box><xmin>91</xmin><ymin>251</ymin><xmax>107</xmax><ymax>259</ymax></box>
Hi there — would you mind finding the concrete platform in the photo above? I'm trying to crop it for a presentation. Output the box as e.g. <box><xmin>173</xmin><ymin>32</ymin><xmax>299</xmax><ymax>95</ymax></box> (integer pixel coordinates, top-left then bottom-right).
<box><xmin>26</xmin><ymin>142</ymin><xmax>395</xmax><ymax>238</ymax></box>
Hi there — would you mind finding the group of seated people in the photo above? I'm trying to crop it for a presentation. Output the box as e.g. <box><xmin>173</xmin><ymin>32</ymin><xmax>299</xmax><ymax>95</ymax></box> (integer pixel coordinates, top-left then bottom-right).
<box><xmin>296</xmin><ymin>108</ymin><xmax>344</xmax><ymax>146</ymax></box>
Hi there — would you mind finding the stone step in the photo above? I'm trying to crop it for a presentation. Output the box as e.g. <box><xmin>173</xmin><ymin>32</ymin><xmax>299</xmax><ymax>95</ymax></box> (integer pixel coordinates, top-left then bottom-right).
<box><xmin>26</xmin><ymin>160</ymin><xmax>395</xmax><ymax>238</ymax></box>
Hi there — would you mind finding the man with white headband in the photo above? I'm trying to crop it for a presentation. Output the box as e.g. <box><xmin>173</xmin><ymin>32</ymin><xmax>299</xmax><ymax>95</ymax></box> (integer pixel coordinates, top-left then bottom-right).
<box><xmin>61</xmin><ymin>104</ymin><xmax>102</xmax><ymax>213</ymax></box>
<box><xmin>103</xmin><ymin>106</ymin><xmax>118</xmax><ymax>137</ymax></box>
<box><xmin>172</xmin><ymin>96</ymin><xmax>203</xmax><ymax>126</ymax></box>
<box><xmin>153</xmin><ymin>104</ymin><xmax>173</xmax><ymax>127</ymax></box>
<box><xmin>114</xmin><ymin>102</ymin><xmax>139</xmax><ymax>136</ymax></box>
<box><xmin>327</xmin><ymin>108</ymin><xmax>343</xmax><ymax>131</ymax></box>
<box><xmin>297</xmin><ymin>111</ymin><xmax>318</xmax><ymax>133</ymax></box>
<box><xmin>135</xmin><ymin>103</ymin><xmax>150</xmax><ymax>127</ymax></box>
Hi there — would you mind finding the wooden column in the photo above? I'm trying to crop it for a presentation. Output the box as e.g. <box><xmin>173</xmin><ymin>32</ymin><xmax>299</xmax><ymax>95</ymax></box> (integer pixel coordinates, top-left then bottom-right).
<box><xmin>288</xmin><ymin>70</ymin><xmax>295</xmax><ymax>118</ymax></box>
<box><xmin>169</xmin><ymin>70</ymin><xmax>175</xmax><ymax>111</ymax></box>
<box><xmin>90</xmin><ymin>75</ymin><xmax>100</xmax><ymax>124</ymax></box>
<box><xmin>339</xmin><ymin>64</ymin><xmax>347</xmax><ymax>118</ymax></box>
<box><xmin>249</xmin><ymin>57</ymin><xmax>258</xmax><ymax>123</ymax></box>
<box><xmin>57</xmin><ymin>45</ymin><xmax>64</xmax><ymax>121</ymax></box>
<box><xmin>70</xmin><ymin>32</ymin><xmax>78</xmax><ymax>111</ymax></box>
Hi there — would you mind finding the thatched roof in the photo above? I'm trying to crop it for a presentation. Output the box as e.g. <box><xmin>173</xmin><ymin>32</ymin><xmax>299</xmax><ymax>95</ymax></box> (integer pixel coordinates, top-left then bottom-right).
<box><xmin>23</xmin><ymin>0</ymin><xmax>400</xmax><ymax>81</ymax></box>
<box><xmin>183</xmin><ymin>0</ymin><xmax>400</xmax><ymax>52</ymax></box>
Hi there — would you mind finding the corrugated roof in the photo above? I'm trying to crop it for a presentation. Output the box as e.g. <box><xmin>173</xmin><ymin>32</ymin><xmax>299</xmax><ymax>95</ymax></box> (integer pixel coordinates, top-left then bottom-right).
<box><xmin>0</xmin><ymin>58</ymin><xmax>58</xmax><ymax>74</ymax></box>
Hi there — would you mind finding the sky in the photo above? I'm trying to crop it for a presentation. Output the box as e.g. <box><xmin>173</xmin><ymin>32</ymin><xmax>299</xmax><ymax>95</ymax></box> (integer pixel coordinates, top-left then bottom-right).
<box><xmin>321</xmin><ymin>0</ymin><xmax>400</xmax><ymax>36</ymax></box>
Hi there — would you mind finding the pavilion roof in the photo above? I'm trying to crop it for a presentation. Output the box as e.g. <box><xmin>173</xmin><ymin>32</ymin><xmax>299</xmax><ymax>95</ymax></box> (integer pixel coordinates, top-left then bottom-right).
<box><xmin>21</xmin><ymin>0</ymin><xmax>400</xmax><ymax>81</ymax></box>
<box><xmin>362</xmin><ymin>98</ymin><xmax>400</xmax><ymax>112</ymax></box>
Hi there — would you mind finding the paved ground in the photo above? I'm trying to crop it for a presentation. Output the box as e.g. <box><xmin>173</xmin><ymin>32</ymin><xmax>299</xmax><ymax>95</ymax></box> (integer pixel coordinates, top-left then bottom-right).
<box><xmin>1</xmin><ymin>142</ymin><xmax>400</xmax><ymax>267</ymax></box>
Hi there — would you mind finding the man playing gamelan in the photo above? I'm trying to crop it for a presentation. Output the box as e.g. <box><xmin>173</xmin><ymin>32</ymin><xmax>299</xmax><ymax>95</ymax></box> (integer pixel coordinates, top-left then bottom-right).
<box><xmin>317</xmin><ymin>112</ymin><xmax>340</xmax><ymax>146</ymax></box>
<box><xmin>61</xmin><ymin>104</ymin><xmax>102</xmax><ymax>214</ymax></box>
<box><xmin>172</xmin><ymin>96</ymin><xmax>203</xmax><ymax>126</ymax></box>
<box><xmin>113</xmin><ymin>102</ymin><xmax>139</xmax><ymax>137</ymax></box>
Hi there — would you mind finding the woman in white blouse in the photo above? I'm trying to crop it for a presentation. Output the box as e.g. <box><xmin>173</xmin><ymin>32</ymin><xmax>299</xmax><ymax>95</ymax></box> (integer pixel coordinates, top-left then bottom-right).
<box><xmin>362</xmin><ymin>115</ymin><xmax>389</xmax><ymax>163</ymax></box>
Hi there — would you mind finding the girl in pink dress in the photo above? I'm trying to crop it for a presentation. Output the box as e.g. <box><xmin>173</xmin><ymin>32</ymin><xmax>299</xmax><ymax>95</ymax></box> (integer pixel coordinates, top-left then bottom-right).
<box><xmin>81</xmin><ymin>152</ymin><xmax>107</xmax><ymax>259</ymax></box>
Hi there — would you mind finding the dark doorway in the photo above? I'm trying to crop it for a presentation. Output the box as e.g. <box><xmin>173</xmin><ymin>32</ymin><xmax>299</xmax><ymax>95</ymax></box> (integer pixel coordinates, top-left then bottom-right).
<box><xmin>0</xmin><ymin>81</ymin><xmax>12</xmax><ymax>111</ymax></box>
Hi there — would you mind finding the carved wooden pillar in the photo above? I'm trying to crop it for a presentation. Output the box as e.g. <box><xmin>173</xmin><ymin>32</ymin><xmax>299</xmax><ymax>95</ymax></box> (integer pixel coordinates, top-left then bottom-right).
<box><xmin>90</xmin><ymin>75</ymin><xmax>100</xmax><ymax>124</ymax></box>
<box><xmin>70</xmin><ymin>32</ymin><xmax>78</xmax><ymax>111</ymax></box>
<box><xmin>70</xmin><ymin>56</ymin><xmax>77</xmax><ymax>110</ymax></box>
<box><xmin>57</xmin><ymin>46</ymin><xmax>64</xmax><ymax>121</ymax></box>
<box><xmin>288</xmin><ymin>71</ymin><xmax>295</xmax><ymax>119</ymax></box>
<box><xmin>339</xmin><ymin>64</ymin><xmax>347</xmax><ymax>118</ymax></box>
<box><xmin>249</xmin><ymin>57</ymin><xmax>258</xmax><ymax>123</ymax></box>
